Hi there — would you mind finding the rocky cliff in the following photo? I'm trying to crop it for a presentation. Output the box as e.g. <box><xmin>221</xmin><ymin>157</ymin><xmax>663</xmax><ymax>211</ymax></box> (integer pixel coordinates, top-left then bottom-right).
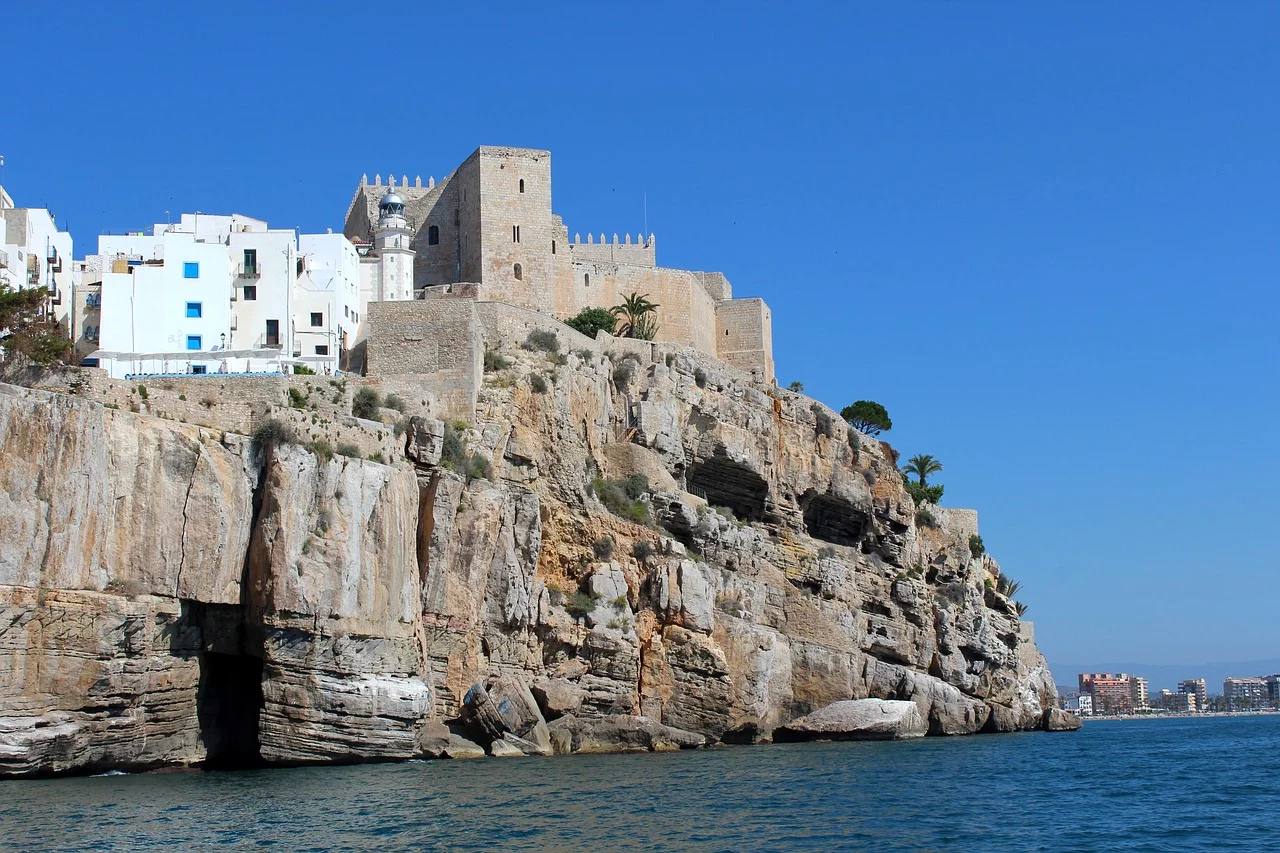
<box><xmin>0</xmin><ymin>328</ymin><xmax>1075</xmax><ymax>776</ymax></box>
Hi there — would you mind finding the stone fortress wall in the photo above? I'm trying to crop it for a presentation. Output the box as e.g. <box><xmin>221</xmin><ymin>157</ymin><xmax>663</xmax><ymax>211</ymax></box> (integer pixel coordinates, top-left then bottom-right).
<box><xmin>344</xmin><ymin>146</ymin><xmax>776</xmax><ymax>384</ymax></box>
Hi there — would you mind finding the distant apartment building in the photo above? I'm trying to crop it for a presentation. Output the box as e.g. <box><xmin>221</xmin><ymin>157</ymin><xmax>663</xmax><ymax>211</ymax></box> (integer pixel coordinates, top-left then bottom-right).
<box><xmin>1265</xmin><ymin>675</ymin><xmax>1280</xmax><ymax>708</ymax></box>
<box><xmin>1223</xmin><ymin>677</ymin><xmax>1268</xmax><ymax>711</ymax></box>
<box><xmin>1076</xmin><ymin>694</ymin><xmax>1093</xmax><ymax>716</ymax></box>
<box><xmin>89</xmin><ymin>214</ymin><xmax>362</xmax><ymax>377</ymax></box>
<box><xmin>0</xmin><ymin>184</ymin><xmax>74</xmax><ymax>332</ymax></box>
<box><xmin>1178</xmin><ymin>678</ymin><xmax>1208</xmax><ymax>712</ymax></box>
<box><xmin>1159</xmin><ymin>689</ymin><xmax>1196</xmax><ymax>713</ymax></box>
<box><xmin>1079</xmin><ymin>672</ymin><xmax>1152</xmax><ymax>714</ymax></box>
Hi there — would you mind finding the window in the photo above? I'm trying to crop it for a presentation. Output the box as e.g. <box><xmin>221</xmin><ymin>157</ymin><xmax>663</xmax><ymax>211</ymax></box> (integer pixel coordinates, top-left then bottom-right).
<box><xmin>243</xmin><ymin>285</ymin><xmax>257</xmax><ymax>301</ymax></box>
<box><xmin>183</xmin><ymin>262</ymin><xmax>199</xmax><ymax>279</ymax></box>
<box><xmin>310</xmin><ymin>312</ymin><xmax>323</xmax><ymax>327</ymax></box>
<box><xmin>191</xmin><ymin>365</ymin><xmax>207</xmax><ymax>375</ymax></box>
<box><xmin>265</xmin><ymin>319</ymin><xmax>279</xmax><ymax>347</ymax></box>
<box><xmin>551</xmin><ymin>240</ymin><xmax>556</xmax><ymax>255</ymax></box>
<box><xmin>512</xmin><ymin>225</ymin><xmax>520</xmax><ymax>243</ymax></box>
<box><xmin>186</xmin><ymin>335</ymin><xmax>202</xmax><ymax>351</ymax></box>
<box><xmin>186</xmin><ymin>301</ymin><xmax>202</xmax><ymax>318</ymax></box>
<box><xmin>513</xmin><ymin>263</ymin><xmax>522</xmax><ymax>280</ymax></box>
<box><xmin>584</xmin><ymin>273</ymin><xmax>590</xmax><ymax>287</ymax></box>
<box><xmin>243</xmin><ymin>248</ymin><xmax>257</xmax><ymax>275</ymax></box>
<box><xmin>344</xmin><ymin>305</ymin><xmax>349</xmax><ymax>318</ymax></box>
<box><xmin>519</xmin><ymin>179</ymin><xmax>525</xmax><ymax>193</ymax></box>
<box><xmin>428</xmin><ymin>225</ymin><xmax>439</xmax><ymax>245</ymax></box>
<box><xmin>315</xmin><ymin>345</ymin><xmax>329</xmax><ymax>356</ymax></box>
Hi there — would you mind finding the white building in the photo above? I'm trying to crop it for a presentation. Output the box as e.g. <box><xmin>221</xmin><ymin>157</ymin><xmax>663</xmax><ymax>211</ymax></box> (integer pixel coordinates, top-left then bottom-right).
<box><xmin>1075</xmin><ymin>694</ymin><xmax>1093</xmax><ymax>716</ymax></box>
<box><xmin>91</xmin><ymin>213</ymin><xmax>361</xmax><ymax>378</ymax></box>
<box><xmin>0</xmin><ymin>184</ymin><xmax>74</xmax><ymax>330</ymax></box>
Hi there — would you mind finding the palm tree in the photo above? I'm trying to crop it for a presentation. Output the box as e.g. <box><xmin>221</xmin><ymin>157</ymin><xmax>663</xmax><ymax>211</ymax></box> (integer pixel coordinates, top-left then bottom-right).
<box><xmin>611</xmin><ymin>292</ymin><xmax>660</xmax><ymax>340</ymax></box>
<box><xmin>902</xmin><ymin>454</ymin><xmax>943</xmax><ymax>486</ymax></box>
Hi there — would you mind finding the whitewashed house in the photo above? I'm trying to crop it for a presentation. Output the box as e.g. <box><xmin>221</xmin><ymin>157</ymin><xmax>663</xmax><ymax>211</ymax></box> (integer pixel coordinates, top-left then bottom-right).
<box><xmin>0</xmin><ymin>184</ymin><xmax>74</xmax><ymax>329</ymax></box>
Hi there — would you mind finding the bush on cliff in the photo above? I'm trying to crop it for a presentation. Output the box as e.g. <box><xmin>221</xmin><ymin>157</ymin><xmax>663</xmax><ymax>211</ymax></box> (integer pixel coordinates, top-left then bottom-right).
<box><xmin>903</xmin><ymin>480</ymin><xmax>944</xmax><ymax>506</ymax></box>
<box><xmin>252</xmin><ymin>419</ymin><xmax>296</xmax><ymax>456</ymax></box>
<box><xmin>590</xmin><ymin>476</ymin><xmax>651</xmax><ymax>526</ymax></box>
<box><xmin>841</xmin><ymin>400</ymin><xmax>892</xmax><ymax>436</ymax></box>
<box><xmin>969</xmin><ymin>534</ymin><xmax>985</xmax><ymax>559</ymax></box>
<box><xmin>351</xmin><ymin>387</ymin><xmax>381</xmax><ymax>419</ymax></box>
<box><xmin>523</xmin><ymin>329</ymin><xmax>561</xmax><ymax>353</ymax></box>
<box><xmin>0</xmin><ymin>284</ymin><xmax>71</xmax><ymax>366</ymax></box>
<box><xmin>566</xmin><ymin>307</ymin><xmax>617</xmax><ymax>339</ymax></box>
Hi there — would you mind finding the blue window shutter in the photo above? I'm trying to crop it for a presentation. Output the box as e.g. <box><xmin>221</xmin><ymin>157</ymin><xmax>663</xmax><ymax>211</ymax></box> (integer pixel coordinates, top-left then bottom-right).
<box><xmin>186</xmin><ymin>335</ymin><xmax>202</xmax><ymax>351</ymax></box>
<box><xmin>186</xmin><ymin>302</ymin><xmax>202</xmax><ymax>318</ymax></box>
<box><xmin>184</xmin><ymin>262</ymin><xmax>199</xmax><ymax>279</ymax></box>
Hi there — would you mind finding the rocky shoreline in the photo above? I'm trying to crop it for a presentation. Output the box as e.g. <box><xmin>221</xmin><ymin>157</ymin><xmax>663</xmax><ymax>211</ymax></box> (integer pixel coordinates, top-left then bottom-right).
<box><xmin>1</xmin><ymin>319</ymin><xmax>1076</xmax><ymax>778</ymax></box>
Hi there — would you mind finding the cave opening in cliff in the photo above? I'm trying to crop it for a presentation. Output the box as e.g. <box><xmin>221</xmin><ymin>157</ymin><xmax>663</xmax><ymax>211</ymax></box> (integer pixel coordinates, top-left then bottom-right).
<box><xmin>197</xmin><ymin>652</ymin><xmax>264</xmax><ymax>769</ymax></box>
<box><xmin>686</xmin><ymin>455</ymin><xmax>768</xmax><ymax>523</ymax></box>
<box><xmin>801</xmin><ymin>492</ymin><xmax>869</xmax><ymax>547</ymax></box>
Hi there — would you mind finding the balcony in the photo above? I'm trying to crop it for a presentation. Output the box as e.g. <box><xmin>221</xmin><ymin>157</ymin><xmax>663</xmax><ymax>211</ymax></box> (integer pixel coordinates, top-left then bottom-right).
<box><xmin>238</xmin><ymin>265</ymin><xmax>261</xmax><ymax>279</ymax></box>
<box><xmin>0</xmin><ymin>250</ymin><xmax>8</xmax><ymax>269</ymax></box>
<box><xmin>85</xmin><ymin>293</ymin><xmax>101</xmax><ymax>309</ymax></box>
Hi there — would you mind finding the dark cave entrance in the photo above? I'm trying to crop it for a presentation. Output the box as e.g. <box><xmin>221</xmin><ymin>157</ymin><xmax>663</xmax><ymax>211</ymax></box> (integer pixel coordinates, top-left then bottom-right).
<box><xmin>686</xmin><ymin>455</ymin><xmax>768</xmax><ymax>523</ymax></box>
<box><xmin>197</xmin><ymin>651</ymin><xmax>264</xmax><ymax>769</ymax></box>
<box><xmin>801</xmin><ymin>491</ymin><xmax>869</xmax><ymax>547</ymax></box>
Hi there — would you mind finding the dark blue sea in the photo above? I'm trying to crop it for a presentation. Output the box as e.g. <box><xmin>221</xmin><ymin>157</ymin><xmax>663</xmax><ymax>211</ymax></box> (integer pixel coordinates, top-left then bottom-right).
<box><xmin>4</xmin><ymin>715</ymin><xmax>1278</xmax><ymax>851</ymax></box>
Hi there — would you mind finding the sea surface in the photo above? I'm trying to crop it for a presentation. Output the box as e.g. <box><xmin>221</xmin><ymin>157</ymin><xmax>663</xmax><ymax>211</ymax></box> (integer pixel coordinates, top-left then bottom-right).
<box><xmin>4</xmin><ymin>715</ymin><xmax>1279</xmax><ymax>851</ymax></box>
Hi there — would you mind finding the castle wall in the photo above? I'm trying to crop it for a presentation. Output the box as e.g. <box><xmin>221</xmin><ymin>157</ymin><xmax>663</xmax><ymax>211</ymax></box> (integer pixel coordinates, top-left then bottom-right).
<box><xmin>715</xmin><ymin>297</ymin><xmax>775</xmax><ymax>384</ymax></box>
<box><xmin>476</xmin><ymin>147</ymin><xmax>556</xmax><ymax>311</ymax></box>
<box><xmin>567</xmin><ymin>236</ymin><xmax>656</xmax><ymax>267</ymax></box>
<box><xmin>365</xmin><ymin>299</ymin><xmax>481</xmax><ymax>420</ymax></box>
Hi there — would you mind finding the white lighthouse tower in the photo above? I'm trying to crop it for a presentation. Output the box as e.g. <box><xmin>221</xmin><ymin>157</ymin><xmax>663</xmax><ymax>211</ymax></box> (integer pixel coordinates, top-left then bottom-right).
<box><xmin>373</xmin><ymin>183</ymin><xmax>415</xmax><ymax>301</ymax></box>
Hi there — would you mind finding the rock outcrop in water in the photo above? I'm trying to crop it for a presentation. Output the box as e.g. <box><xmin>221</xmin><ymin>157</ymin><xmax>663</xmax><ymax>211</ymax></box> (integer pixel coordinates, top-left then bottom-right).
<box><xmin>0</xmin><ymin>316</ymin><xmax>1075</xmax><ymax>777</ymax></box>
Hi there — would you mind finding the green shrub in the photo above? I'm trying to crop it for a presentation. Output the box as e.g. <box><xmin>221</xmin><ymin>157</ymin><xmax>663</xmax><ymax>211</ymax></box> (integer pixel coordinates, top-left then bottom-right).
<box><xmin>969</xmin><ymin>534</ymin><xmax>985</xmax><ymax>559</ymax></box>
<box><xmin>610</xmin><ymin>594</ymin><xmax>628</xmax><ymax>611</ymax></box>
<box><xmin>632</xmin><ymin>540</ymin><xmax>655</xmax><ymax>562</ymax></box>
<box><xmin>812</xmin><ymin>406</ymin><xmax>836</xmax><ymax>438</ymax></box>
<box><xmin>592</xmin><ymin>536</ymin><xmax>615</xmax><ymax>559</ymax></box>
<box><xmin>612</xmin><ymin>358</ymin><xmax>637</xmax><ymax>387</ymax></box>
<box><xmin>523</xmin><ymin>329</ymin><xmax>561</xmax><ymax>353</ymax></box>
<box><xmin>564</xmin><ymin>591</ymin><xmax>597</xmax><ymax>619</ymax></box>
<box><xmin>573</xmin><ymin>348</ymin><xmax>594</xmax><ymax>362</ymax></box>
<box><xmin>136</xmin><ymin>385</ymin><xmax>148</xmax><ymax>400</ymax></box>
<box><xmin>530</xmin><ymin>373</ymin><xmax>549</xmax><ymax>394</ymax></box>
<box><xmin>252</xmin><ymin>419</ymin><xmax>295</xmax><ymax>455</ymax></box>
<box><xmin>904</xmin><ymin>480</ymin><xmax>944</xmax><ymax>505</ymax></box>
<box><xmin>817</xmin><ymin>546</ymin><xmax>837</xmax><ymax>559</ymax></box>
<box><xmin>693</xmin><ymin>368</ymin><xmax>707</xmax><ymax>388</ymax></box>
<box><xmin>847</xmin><ymin>428</ymin><xmax>861</xmax><ymax>458</ymax></box>
<box><xmin>441</xmin><ymin>421</ymin><xmax>467</xmax><ymax>471</ymax></box>
<box><xmin>368</xmin><ymin>451</ymin><xmax>385</xmax><ymax>464</ymax></box>
<box><xmin>465</xmin><ymin>452</ymin><xmax>492</xmax><ymax>482</ymax></box>
<box><xmin>566</xmin><ymin>307</ymin><xmax>617</xmax><ymax>339</ymax></box>
<box><xmin>483</xmin><ymin>348</ymin><xmax>512</xmax><ymax>372</ymax></box>
<box><xmin>288</xmin><ymin>387</ymin><xmax>309</xmax><ymax>409</ymax></box>
<box><xmin>293</xmin><ymin>364</ymin><xmax>316</xmax><ymax>375</ymax></box>
<box><xmin>590</xmin><ymin>477</ymin><xmax>651</xmax><ymax>526</ymax></box>
<box><xmin>915</xmin><ymin>507</ymin><xmax>938</xmax><ymax>528</ymax></box>
<box><xmin>383</xmin><ymin>393</ymin><xmax>407</xmax><ymax>413</ymax></box>
<box><xmin>787</xmin><ymin>381</ymin><xmax>805</xmax><ymax>392</ymax></box>
<box><xmin>607</xmin><ymin>616</ymin><xmax>632</xmax><ymax>631</ymax></box>
<box><xmin>336</xmin><ymin>442</ymin><xmax>361</xmax><ymax>458</ymax></box>
<box><xmin>352</xmin><ymin>387</ymin><xmax>381</xmax><ymax>419</ymax></box>
<box><xmin>309</xmin><ymin>439</ymin><xmax>333</xmax><ymax>462</ymax></box>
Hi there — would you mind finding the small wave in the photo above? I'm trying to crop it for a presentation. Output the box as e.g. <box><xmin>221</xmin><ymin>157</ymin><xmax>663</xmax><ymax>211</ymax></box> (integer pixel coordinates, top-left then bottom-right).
<box><xmin>91</xmin><ymin>770</ymin><xmax>129</xmax><ymax>777</ymax></box>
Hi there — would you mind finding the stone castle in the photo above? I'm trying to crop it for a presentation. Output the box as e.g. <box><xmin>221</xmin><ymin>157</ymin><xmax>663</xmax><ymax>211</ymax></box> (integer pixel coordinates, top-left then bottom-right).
<box><xmin>344</xmin><ymin>146</ymin><xmax>775</xmax><ymax>384</ymax></box>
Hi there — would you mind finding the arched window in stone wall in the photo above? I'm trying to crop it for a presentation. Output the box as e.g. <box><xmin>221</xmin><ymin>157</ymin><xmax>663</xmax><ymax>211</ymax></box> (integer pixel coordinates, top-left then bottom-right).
<box><xmin>519</xmin><ymin>179</ymin><xmax>525</xmax><ymax>193</ymax></box>
<box><xmin>428</xmin><ymin>225</ymin><xmax>439</xmax><ymax>245</ymax></box>
<box><xmin>514</xmin><ymin>263</ymin><xmax>523</xmax><ymax>280</ymax></box>
<box><xmin>584</xmin><ymin>273</ymin><xmax>590</xmax><ymax>287</ymax></box>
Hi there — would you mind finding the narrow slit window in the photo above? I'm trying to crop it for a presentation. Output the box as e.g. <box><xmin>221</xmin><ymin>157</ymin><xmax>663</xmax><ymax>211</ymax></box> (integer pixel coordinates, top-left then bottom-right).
<box><xmin>519</xmin><ymin>178</ymin><xmax>525</xmax><ymax>193</ymax></box>
<box><xmin>513</xmin><ymin>263</ymin><xmax>522</xmax><ymax>280</ymax></box>
<box><xmin>428</xmin><ymin>225</ymin><xmax>440</xmax><ymax>245</ymax></box>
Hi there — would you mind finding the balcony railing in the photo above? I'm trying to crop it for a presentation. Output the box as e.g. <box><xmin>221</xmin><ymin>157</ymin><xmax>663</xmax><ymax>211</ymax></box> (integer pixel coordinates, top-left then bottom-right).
<box><xmin>238</xmin><ymin>265</ymin><xmax>261</xmax><ymax>279</ymax></box>
<box><xmin>0</xmin><ymin>250</ymin><xmax>8</xmax><ymax>269</ymax></box>
<box><xmin>85</xmin><ymin>293</ymin><xmax>101</xmax><ymax>309</ymax></box>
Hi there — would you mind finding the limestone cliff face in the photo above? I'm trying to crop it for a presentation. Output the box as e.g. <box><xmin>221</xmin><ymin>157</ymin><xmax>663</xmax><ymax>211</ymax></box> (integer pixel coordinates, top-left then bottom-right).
<box><xmin>0</xmin><ymin>332</ymin><xmax>1069</xmax><ymax>777</ymax></box>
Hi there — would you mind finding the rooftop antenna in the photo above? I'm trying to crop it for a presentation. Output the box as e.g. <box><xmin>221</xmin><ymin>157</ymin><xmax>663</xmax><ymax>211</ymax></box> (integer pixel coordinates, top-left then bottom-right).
<box><xmin>643</xmin><ymin>191</ymin><xmax>648</xmax><ymax>238</ymax></box>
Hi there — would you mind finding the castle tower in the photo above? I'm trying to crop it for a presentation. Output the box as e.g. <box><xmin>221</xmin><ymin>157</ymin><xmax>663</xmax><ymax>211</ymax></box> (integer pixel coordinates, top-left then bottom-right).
<box><xmin>374</xmin><ymin>186</ymin><xmax>415</xmax><ymax>301</ymax></box>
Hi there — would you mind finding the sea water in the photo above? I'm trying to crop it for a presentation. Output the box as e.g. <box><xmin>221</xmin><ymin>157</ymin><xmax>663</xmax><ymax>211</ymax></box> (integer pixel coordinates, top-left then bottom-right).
<box><xmin>3</xmin><ymin>715</ymin><xmax>1278</xmax><ymax>851</ymax></box>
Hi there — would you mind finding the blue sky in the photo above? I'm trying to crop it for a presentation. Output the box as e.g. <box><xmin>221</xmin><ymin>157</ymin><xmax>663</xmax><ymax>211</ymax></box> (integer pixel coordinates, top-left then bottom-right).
<box><xmin>5</xmin><ymin>2</ymin><xmax>1277</xmax><ymax>670</ymax></box>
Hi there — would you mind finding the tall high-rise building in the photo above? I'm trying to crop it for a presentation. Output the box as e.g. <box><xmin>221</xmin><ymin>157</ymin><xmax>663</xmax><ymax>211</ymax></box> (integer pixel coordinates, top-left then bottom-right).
<box><xmin>1223</xmin><ymin>677</ymin><xmax>1268</xmax><ymax>711</ymax></box>
<box><xmin>1178</xmin><ymin>678</ymin><xmax>1208</xmax><ymax>712</ymax></box>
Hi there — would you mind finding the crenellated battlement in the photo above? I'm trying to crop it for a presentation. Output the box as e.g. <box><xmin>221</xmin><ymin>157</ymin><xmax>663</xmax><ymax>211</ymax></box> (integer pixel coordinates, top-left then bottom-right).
<box><xmin>568</xmin><ymin>231</ymin><xmax>656</xmax><ymax>266</ymax></box>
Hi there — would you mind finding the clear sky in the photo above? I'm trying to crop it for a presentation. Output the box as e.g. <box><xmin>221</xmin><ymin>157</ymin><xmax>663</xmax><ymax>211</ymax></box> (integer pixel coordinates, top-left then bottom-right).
<box><xmin>5</xmin><ymin>2</ymin><xmax>1277</xmax><ymax>670</ymax></box>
